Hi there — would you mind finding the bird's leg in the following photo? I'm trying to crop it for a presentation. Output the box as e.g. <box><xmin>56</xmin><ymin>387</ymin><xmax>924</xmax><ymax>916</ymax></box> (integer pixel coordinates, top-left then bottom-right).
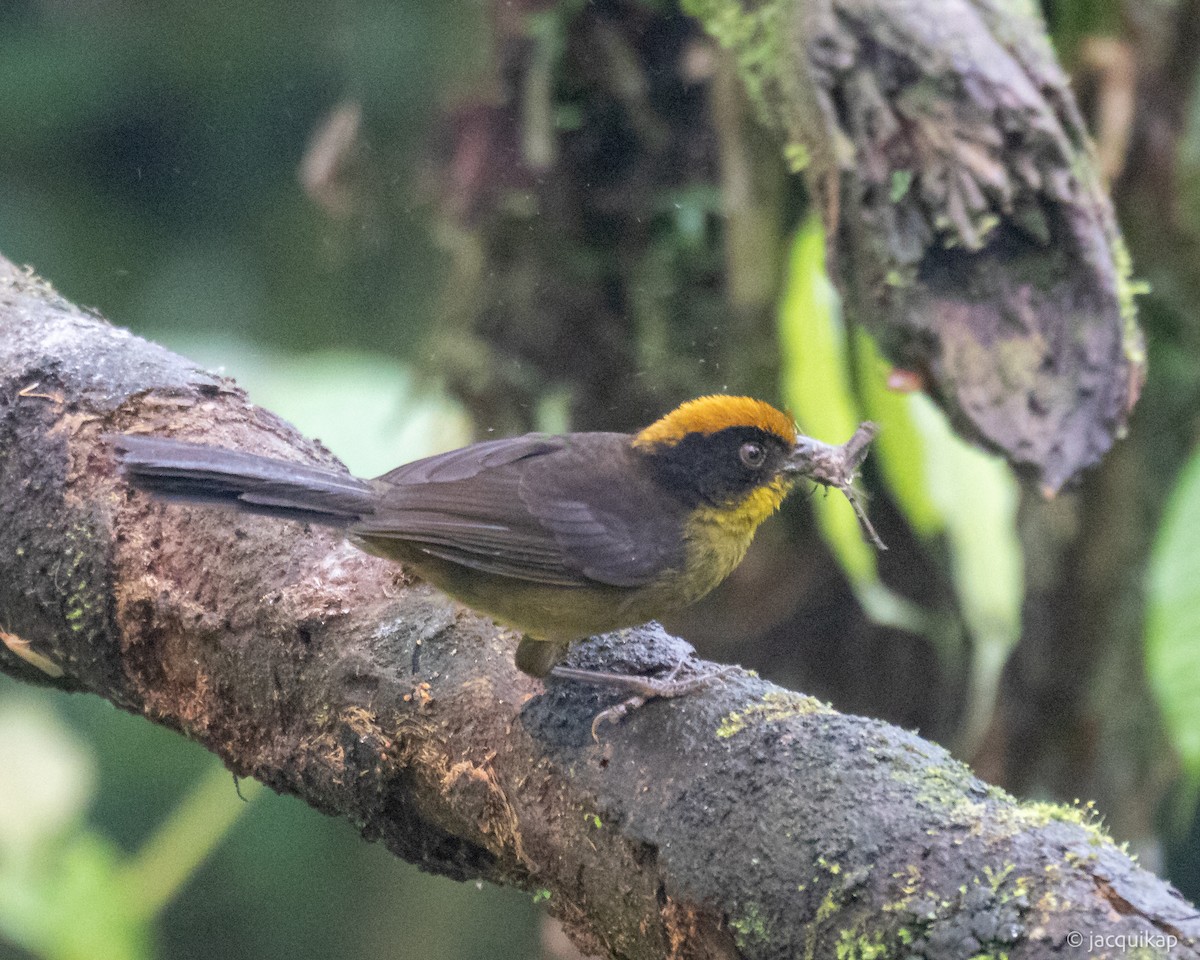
<box><xmin>515</xmin><ymin>635</ymin><xmax>571</xmax><ymax>678</ymax></box>
<box><xmin>550</xmin><ymin>659</ymin><xmax>736</xmax><ymax>742</ymax></box>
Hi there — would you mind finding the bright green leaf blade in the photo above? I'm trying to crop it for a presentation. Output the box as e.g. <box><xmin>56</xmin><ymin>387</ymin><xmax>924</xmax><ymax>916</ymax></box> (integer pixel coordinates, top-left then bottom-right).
<box><xmin>852</xmin><ymin>329</ymin><xmax>1022</xmax><ymax>742</ymax></box>
<box><xmin>49</xmin><ymin>833</ymin><xmax>153</xmax><ymax>960</ymax></box>
<box><xmin>908</xmin><ymin>395</ymin><xmax>1023</xmax><ymax>748</ymax></box>
<box><xmin>777</xmin><ymin>215</ymin><xmax>860</xmax><ymax>444</ymax></box>
<box><xmin>778</xmin><ymin>215</ymin><xmax>924</xmax><ymax>631</ymax></box>
<box><xmin>854</xmin><ymin>330</ymin><xmax>944</xmax><ymax>539</ymax></box>
<box><xmin>778</xmin><ymin>215</ymin><xmax>873</xmax><ymax>581</ymax></box>
<box><xmin>908</xmin><ymin>394</ymin><xmax>1022</xmax><ymax>638</ymax></box>
<box><xmin>0</xmin><ymin>829</ymin><xmax>151</xmax><ymax>960</ymax></box>
<box><xmin>119</xmin><ymin>760</ymin><xmax>265</xmax><ymax>921</ymax></box>
<box><xmin>1147</xmin><ymin>450</ymin><xmax>1200</xmax><ymax>777</ymax></box>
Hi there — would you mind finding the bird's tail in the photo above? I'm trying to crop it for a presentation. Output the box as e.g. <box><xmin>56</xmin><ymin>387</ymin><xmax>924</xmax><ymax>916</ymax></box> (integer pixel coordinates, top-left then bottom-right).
<box><xmin>114</xmin><ymin>435</ymin><xmax>376</xmax><ymax>527</ymax></box>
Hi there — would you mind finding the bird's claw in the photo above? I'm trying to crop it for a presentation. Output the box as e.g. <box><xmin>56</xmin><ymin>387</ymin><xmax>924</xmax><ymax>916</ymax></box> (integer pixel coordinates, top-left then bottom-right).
<box><xmin>590</xmin><ymin>696</ymin><xmax>647</xmax><ymax>742</ymax></box>
<box><xmin>551</xmin><ymin>659</ymin><xmax>737</xmax><ymax>742</ymax></box>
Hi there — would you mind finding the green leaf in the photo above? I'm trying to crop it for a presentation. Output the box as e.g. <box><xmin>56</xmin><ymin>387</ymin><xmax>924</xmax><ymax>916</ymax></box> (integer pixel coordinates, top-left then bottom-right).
<box><xmin>119</xmin><ymin>761</ymin><xmax>264</xmax><ymax>921</ymax></box>
<box><xmin>0</xmin><ymin>699</ymin><xmax>146</xmax><ymax>959</ymax></box>
<box><xmin>854</xmin><ymin>331</ymin><xmax>944</xmax><ymax>539</ymax></box>
<box><xmin>778</xmin><ymin>215</ymin><xmax>870</xmax><ymax>575</ymax></box>
<box><xmin>777</xmin><ymin>215</ymin><xmax>924</xmax><ymax>631</ymax></box>
<box><xmin>855</xmin><ymin>326</ymin><xmax>1023</xmax><ymax>743</ymax></box>
<box><xmin>0</xmin><ymin>698</ymin><xmax>95</xmax><ymax>856</ymax></box>
<box><xmin>1147</xmin><ymin>450</ymin><xmax>1200</xmax><ymax>779</ymax></box>
<box><xmin>906</xmin><ymin>395</ymin><xmax>1022</xmax><ymax>749</ymax></box>
<box><xmin>777</xmin><ymin>217</ymin><xmax>860</xmax><ymax>440</ymax></box>
<box><xmin>0</xmin><ymin>829</ymin><xmax>151</xmax><ymax>960</ymax></box>
<box><xmin>777</xmin><ymin>216</ymin><xmax>1021</xmax><ymax>715</ymax></box>
<box><xmin>0</xmin><ymin>707</ymin><xmax>260</xmax><ymax>960</ymax></box>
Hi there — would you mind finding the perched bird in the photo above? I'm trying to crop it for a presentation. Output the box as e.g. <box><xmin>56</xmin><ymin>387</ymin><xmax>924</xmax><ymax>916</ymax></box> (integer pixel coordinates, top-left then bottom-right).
<box><xmin>115</xmin><ymin>395</ymin><xmax>878</xmax><ymax>700</ymax></box>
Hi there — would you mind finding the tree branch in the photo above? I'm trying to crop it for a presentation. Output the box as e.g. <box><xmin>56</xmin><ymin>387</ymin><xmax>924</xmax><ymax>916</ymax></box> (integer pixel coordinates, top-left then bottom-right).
<box><xmin>1</xmin><ymin>255</ymin><xmax>1195</xmax><ymax>959</ymax></box>
<box><xmin>683</xmin><ymin>0</ymin><xmax>1144</xmax><ymax>493</ymax></box>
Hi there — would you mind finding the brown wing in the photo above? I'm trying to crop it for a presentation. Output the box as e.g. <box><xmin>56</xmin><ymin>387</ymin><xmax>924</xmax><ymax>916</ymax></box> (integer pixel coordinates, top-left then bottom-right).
<box><xmin>355</xmin><ymin>433</ymin><xmax>685</xmax><ymax>588</ymax></box>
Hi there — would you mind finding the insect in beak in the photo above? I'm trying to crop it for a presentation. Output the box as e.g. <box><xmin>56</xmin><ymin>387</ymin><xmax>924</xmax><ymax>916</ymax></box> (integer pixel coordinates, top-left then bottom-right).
<box><xmin>785</xmin><ymin>423</ymin><xmax>886</xmax><ymax>550</ymax></box>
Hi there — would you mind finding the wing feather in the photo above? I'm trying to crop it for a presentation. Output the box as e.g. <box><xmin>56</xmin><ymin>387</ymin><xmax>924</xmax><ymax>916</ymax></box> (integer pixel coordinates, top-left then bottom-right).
<box><xmin>376</xmin><ymin>434</ymin><xmax>561</xmax><ymax>484</ymax></box>
<box><xmin>352</xmin><ymin>432</ymin><xmax>685</xmax><ymax>588</ymax></box>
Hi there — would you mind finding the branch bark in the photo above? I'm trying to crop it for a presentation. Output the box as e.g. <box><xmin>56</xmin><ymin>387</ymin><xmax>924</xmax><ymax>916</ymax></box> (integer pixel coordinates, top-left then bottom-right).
<box><xmin>683</xmin><ymin>0</ymin><xmax>1144</xmax><ymax>493</ymax></box>
<box><xmin>1</xmin><ymin>255</ymin><xmax>1195</xmax><ymax>959</ymax></box>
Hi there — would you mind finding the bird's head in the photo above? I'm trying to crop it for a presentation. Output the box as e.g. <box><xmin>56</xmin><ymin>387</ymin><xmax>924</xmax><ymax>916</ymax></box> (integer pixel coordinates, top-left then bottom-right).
<box><xmin>632</xmin><ymin>396</ymin><xmax>809</xmax><ymax>525</ymax></box>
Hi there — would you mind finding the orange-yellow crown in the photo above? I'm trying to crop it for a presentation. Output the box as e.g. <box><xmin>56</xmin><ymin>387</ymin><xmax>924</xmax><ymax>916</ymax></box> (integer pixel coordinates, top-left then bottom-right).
<box><xmin>633</xmin><ymin>396</ymin><xmax>797</xmax><ymax>450</ymax></box>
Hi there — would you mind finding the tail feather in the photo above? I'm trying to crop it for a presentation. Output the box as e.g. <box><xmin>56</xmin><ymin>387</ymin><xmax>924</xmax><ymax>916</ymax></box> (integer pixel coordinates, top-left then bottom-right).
<box><xmin>114</xmin><ymin>435</ymin><xmax>376</xmax><ymax>527</ymax></box>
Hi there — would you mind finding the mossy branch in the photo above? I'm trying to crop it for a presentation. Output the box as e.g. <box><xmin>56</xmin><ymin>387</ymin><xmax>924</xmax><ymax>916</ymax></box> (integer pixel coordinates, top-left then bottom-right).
<box><xmin>684</xmin><ymin>0</ymin><xmax>1145</xmax><ymax>491</ymax></box>
<box><xmin>0</xmin><ymin>255</ymin><xmax>1194</xmax><ymax>959</ymax></box>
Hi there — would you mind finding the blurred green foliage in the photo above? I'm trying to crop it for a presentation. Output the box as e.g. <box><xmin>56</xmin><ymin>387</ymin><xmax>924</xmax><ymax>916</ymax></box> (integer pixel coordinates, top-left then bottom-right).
<box><xmin>777</xmin><ymin>217</ymin><xmax>875</xmax><ymax>588</ymax></box>
<box><xmin>0</xmin><ymin>682</ymin><xmax>541</xmax><ymax>960</ymax></box>
<box><xmin>1147</xmin><ymin>452</ymin><xmax>1200</xmax><ymax>793</ymax></box>
<box><xmin>1043</xmin><ymin>0</ymin><xmax>1123</xmax><ymax>61</ymax></box>
<box><xmin>0</xmin><ymin>0</ymin><xmax>481</xmax><ymax>355</ymax></box>
<box><xmin>0</xmin><ymin>694</ymin><xmax>267</xmax><ymax>960</ymax></box>
<box><xmin>170</xmin><ymin>339</ymin><xmax>472</xmax><ymax>475</ymax></box>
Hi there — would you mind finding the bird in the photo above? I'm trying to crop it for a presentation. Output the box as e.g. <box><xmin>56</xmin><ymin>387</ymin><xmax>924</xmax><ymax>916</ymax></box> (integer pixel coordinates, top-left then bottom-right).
<box><xmin>115</xmin><ymin>395</ymin><xmax>878</xmax><ymax>725</ymax></box>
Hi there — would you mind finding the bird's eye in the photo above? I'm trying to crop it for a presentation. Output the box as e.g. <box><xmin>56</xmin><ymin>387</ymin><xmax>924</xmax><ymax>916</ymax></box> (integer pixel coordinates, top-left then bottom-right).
<box><xmin>739</xmin><ymin>441</ymin><xmax>766</xmax><ymax>469</ymax></box>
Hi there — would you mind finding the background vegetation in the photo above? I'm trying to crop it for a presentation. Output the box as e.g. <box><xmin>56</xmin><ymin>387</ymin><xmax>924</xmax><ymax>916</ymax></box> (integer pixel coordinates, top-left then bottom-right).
<box><xmin>2</xmin><ymin>0</ymin><xmax>1199</xmax><ymax>958</ymax></box>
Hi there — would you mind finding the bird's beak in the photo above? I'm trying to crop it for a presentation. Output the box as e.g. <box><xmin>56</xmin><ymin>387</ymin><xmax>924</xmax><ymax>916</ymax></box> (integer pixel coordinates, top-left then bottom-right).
<box><xmin>783</xmin><ymin>436</ymin><xmax>820</xmax><ymax>479</ymax></box>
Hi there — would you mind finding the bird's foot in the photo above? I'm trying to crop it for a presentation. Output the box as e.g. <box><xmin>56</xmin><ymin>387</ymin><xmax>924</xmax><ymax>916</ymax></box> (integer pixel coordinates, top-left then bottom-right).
<box><xmin>550</xmin><ymin>658</ymin><xmax>735</xmax><ymax>742</ymax></box>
